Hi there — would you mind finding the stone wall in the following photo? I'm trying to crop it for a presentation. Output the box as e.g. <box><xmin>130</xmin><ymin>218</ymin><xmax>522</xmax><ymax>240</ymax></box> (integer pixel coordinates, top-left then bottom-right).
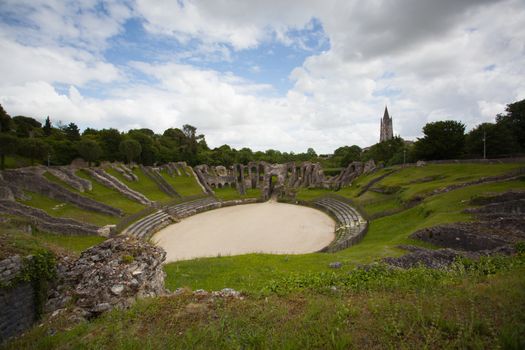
<box><xmin>0</xmin><ymin>256</ymin><xmax>35</xmax><ymax>342</ymax></box>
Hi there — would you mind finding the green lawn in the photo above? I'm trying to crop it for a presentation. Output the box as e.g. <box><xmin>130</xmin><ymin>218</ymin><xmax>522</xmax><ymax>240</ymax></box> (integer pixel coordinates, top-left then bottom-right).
<box><xmin>19</xmin><ymin>192</ymin><xmax>120</xmax><ymax>226</ymax></box>
<box><xmin>379</xmin><ymin>163</ymin><xmax>522</xmax><ymax>201</ymax></box>
<box><xmin>159</xmin><ymin>169</ymin><xmax>204</xmax><ymax>197</ymax></box>
<box><xmin>213</xmin><ymin>187</ymin><xmax>261</xmax><ymax>201</ymax></box>
<box><xmin>105</xmin><ymin>167</ymin><xmax>172</xmax><ymax>203</ymax></box>
<box><xmin>76</xmin><ymin>170</ymin><xmax>146</xmax><ymax>214</ymax></box>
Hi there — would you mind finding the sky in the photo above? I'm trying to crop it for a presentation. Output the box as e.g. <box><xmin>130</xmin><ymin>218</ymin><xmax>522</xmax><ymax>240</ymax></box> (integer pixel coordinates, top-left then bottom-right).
<box><xmin>0</xmin><ymin>0</ymin><xmax>524</xmax><ymax>154</ymax></box>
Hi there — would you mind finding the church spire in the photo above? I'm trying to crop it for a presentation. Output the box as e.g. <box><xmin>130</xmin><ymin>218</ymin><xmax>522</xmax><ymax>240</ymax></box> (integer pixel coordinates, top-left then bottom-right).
<box><xmin>383</xmin><ymin>105</ymin><xmax>390</xmax><ymax>121</ymax></box>
<box><xmin>380</xmin><ymin>105</ymin><xmax>394</xmax><ymax>142</ymax></box>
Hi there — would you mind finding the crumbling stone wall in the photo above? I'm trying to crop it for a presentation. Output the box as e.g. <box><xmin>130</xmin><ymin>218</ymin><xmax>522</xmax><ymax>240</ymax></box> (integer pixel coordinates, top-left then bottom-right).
<box><xmin>195</xmin><ymin>161</ymin><xmax>333</xmax><ymax>199</ymax></box>
<box><xmin>46</xmin><ymin>237</ymin><xmax>167</xmax><ymax>319</ymax></box>
<box><xmin>0</xmin><ymin>256</ymin><xmax>34</xmax><ymax>342</ymax></box>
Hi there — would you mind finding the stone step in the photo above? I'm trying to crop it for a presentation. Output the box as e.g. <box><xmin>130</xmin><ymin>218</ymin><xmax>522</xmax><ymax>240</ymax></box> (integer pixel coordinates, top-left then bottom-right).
<box><xmin>313</xmin><ymin>197</ymin><xmax>368</xmax><ymax>253</ymax></box>
<box><xmin>124</xmin><ymin>210</ymin><xmax>169</xmax><ymax>237</ymax></box>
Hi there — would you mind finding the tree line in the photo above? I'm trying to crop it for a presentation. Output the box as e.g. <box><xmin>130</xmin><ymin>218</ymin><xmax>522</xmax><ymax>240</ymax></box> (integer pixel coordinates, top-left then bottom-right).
<box><xmin>0</xmin><ymin>99</ymin><xmax>523</xmax><ymax>170</ymax></box>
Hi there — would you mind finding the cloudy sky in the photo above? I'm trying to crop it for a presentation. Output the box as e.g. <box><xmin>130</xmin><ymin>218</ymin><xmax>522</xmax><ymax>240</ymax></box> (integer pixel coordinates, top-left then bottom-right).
<box><xmin>0</xmin><ymin>0</ymin><xmax>524</xmax><ymax>153</ymax></box>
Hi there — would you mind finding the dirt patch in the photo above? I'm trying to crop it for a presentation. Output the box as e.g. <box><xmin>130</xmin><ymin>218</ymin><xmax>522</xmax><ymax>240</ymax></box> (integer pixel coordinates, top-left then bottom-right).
<box><xmin>152</xmin><ymin>201</ymin><xmax>335</xmax><ymax>262</ymax></box>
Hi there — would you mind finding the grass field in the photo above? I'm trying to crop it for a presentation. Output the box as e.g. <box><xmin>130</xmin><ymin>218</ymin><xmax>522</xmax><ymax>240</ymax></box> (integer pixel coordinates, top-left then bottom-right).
<box><xmin>76</xmin><ymin>170</ymin><xmax>146</xmax><ymax>214</ymax></box>
<box><xmin>0</xmin><ymin>222</ymin><xmax>105</xmax><ymax>260</ymax></box>
<box><xmin>159</xmin><ymin>170</ymin><xmax>204</xmax><ymax>197</ymax></box>
<box><xmin>7</xmin><ymin>254</ymin><xmax>525</xmax><ymax>349</ymax></box>
<box><xmin>105</xmin><ymin>167</ymin><xmax>173</xmax><ymax>203</ymax></box>
<box><xmin>19</xmin><ymin>191</ymin><xmax>120</xmax><ymax>226</ymax></box>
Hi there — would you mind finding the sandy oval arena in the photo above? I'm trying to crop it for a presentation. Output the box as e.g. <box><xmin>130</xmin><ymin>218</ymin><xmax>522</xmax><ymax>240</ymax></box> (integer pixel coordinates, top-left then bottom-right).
<box><xmin>152</xmin><ymin>201</ymin><xmax>335</xmax><ymax>262</ymax></box>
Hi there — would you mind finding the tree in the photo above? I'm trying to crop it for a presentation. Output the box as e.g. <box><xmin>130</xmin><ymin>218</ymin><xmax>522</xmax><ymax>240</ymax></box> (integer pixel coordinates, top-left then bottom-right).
<box><xmin>128</xmin><ymin>129</ymin><xmax>157</xmax><ymax>165</ymax></box>
<box><xmin>0</xmin><ymin>104</ymin><xmax>13</xmax><ymax>133</ymax></box>
<box><xmin>333</xmin><ymin>145</ymin><xmax>361</xmax><ymax>167</ymax></box>
<box><xmin>96</xmin><ymin>128</ymin><xmax>123</xmax><ymax>161</ymax></box>
<box><xmin>306</xmin><ymin>148</ymin><xmax>317</xmax><ymax>159</ymax></box>
<box><xmin>496</xmin><ymin>99</ymin><xmax>525</xmax><ymax>150</ymax></box>
<box><xmin>119</xmin><ymin>139</ymin><xmax>142</xmax><ymax>164</ymax></box>
<box><xmin>413</xmin><ymin>120</ymin><xmax>465</xmax><ymax>160</ymax></box>
<box><xmin>362</xmin><ymin>137</ymin><xmax>405</xmax><ymax>164</ymax></box>
<box><xmin>17</xmin><ymin>138</ymin><xmax>50</xmax><ymax>165</ymax></box>
<box><xmin>236</xmin><ymin>147</ymin><xmax>254</xmax><ymax>164</ymax></box>
<box><xmin>47</xmin><ymin>140</ymin><xmax>78</xmax><ymax>165</ymax></box>
<box><xmin>43</xmin><ymin>116</ymin><xmax>52</xmax><ymax>136</ymax></box>
<box><xmin>76</xmin><ymin>139</ymin><xmax>102</xmax><ymax>167</ymax></box>
<box><xmin>465</xmin><ymin>122</ymin><xmax>519</xmax><ymax>158</ymax></box>
<box><xmin>12</xmin><ymin>116</ymin><xmax>42</xmax><ymax>137</ymax></box>
<box><xmin>63</xmin><ymin>122</ymin><xmax>81</xmax><ymax>141</ymax></box>
<box><xmin>0</xmin><ymin>134</ymin><xmax>18</xmax><ymax>169</ymax></box>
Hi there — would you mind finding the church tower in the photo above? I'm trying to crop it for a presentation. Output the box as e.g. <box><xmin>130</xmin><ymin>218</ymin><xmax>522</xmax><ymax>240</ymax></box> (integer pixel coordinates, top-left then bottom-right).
<box><xmin>380</xmin><ymin>106</ymin><xmax>393</xmax><ymax>142</ymax></box>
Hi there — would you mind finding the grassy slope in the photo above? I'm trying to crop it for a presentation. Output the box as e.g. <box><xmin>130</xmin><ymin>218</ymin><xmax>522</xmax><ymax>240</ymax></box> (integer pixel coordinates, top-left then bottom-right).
<box><xmin>0</xmin><ymin>222</ymin><xmax>105</xmax><ymax>260</ymax></box>
<box><xmin>19</xmin><ymin>191</ymin><xmax>119</xmax><ymax>226</ymax></box>
<box><xmin>105</xmin><ymin>167</ymin><xmax>172</xmax><ymax>203</ymax></box>
<box><xmin>76</xmin><ymin>170</ymin><xmax>146</xmax><ymax>214</ymax></box>
<box><xmin>7</xmin><ymin>258</ymin><xmax>525</xmax><ymax>349</ymax></box>
<box><xmin>158</xmin><ymin>169</ymin><xmax>204</xmax><ymax>197</ymax></box>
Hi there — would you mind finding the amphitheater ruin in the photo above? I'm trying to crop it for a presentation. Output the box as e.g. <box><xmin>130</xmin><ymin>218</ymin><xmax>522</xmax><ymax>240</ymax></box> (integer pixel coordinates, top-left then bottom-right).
<box><xmin>0</xmin><ymin>160</ymin><xmax>373</xmax><ymax>259</ymax></box>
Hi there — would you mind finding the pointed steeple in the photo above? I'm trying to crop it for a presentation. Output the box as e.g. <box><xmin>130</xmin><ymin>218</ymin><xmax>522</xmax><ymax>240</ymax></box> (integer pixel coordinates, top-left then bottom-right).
<box><xmin>383</xmin><ymin>105</ymin><xmax>390</xmax><ymax>121</ymax></box>
<box><xmin>379</xmin><ymin>105</ymin><xmax>394</xmax><ymax>142</ymax></box>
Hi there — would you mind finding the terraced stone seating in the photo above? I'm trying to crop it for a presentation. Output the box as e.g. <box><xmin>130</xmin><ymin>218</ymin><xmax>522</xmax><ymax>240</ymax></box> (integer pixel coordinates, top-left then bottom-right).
<box><xmin>0</xmin><ymin>200</ymin><xmax>102</xmax><ymax>236</ymax></box>
<box><xmin>84</xmin><ymin>168</ymin><xmax>153</xmax><ymax>206</ymax></box>
<box><xmin>121</xmin><ymin>197</ymin><xmax>253</xmax><ymax>240</ymax></box>
<box><xmin>141</xmin><ymin>165</ymin><xmax>180</xmax><ymax>198</ymax></box>
<box><xmin>167</xmin><ymin>197</ymin><xmax>221</xmax><ymax>219</ymax></box>
<box><xmin>47</xmin><ymin>167</ymin><xmax>92</xmax><ymax>192</ymax></box>
<box><xmin>2</xmin><ymin>169</ymin><xmax>121</xmax><ymax>217</ymax></box>
<box><xmin>111</xmin><ymin>164</ymin><xmax>138</xmax><ymax>182</ymax></box>
<box><xmin>121</xmin><ymin>210</ymin><xmax>175</xmax><ymax>239</ymax></box>
<box><xmin>313</xmin><ymin>197</ymin><xmax>368</xmax><ymax>252</ymax></box>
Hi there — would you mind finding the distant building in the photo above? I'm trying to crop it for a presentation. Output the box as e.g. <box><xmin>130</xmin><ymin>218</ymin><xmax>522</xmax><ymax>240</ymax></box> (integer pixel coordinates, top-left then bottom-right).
<box><xmin>379</xmin><ymin>106</ymin><xmax>394</xmax><ymax>142</ymax></box>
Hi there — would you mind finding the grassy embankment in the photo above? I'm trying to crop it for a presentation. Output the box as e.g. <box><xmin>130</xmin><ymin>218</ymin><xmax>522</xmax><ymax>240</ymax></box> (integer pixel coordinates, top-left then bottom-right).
<box><xmin>158</xmin><ymin>166</ymin><xmax>205</xmax><ymax>198</ymax></box>
<box><xmin>17</xmin><ymin>171</ymin><xmax>147</xmax><ymax>227</ymax></box>
<box><xmin>105</xmin><ymin>167</ymin><xmax>173</xmax><ymax>203</ymax></box>
<box><xmin>0</xmin><ymin>220</ymin><xmax>105</xmax><ymax>260</ymax></box>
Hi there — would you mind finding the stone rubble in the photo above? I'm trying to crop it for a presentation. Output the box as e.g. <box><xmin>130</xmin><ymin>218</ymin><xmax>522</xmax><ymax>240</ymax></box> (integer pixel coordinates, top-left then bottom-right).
<box><xmin>46</xmin><ymin>236</ymin><xmax>167</xmax><ymax>319</ymax></box>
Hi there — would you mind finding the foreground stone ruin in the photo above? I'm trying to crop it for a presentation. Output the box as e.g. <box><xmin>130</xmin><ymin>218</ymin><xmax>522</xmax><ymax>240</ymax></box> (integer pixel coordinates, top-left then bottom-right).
<box><xmin>46</xmin><ymin>237</ymin><xmax>167</xmax><ymax>320</ymax></box>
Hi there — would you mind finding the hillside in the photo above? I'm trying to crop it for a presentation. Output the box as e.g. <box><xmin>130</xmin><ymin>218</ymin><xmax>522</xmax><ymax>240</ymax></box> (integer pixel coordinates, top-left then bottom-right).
<box><xmin>1</xmin><ymin>161</ymin><xmax>524</xmax><ymax>349</ymax></box>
